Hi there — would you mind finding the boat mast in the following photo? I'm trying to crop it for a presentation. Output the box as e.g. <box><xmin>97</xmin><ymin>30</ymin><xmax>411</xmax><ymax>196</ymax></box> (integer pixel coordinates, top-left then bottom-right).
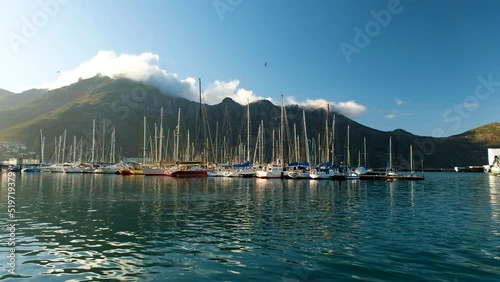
<box><xmin>279</xmin><ymin>95</ymin><xmax>284</xmax><ymax>165</ymax></box>
<box><xmin>40</xmin><ymin>129</ymin><xmax>44</xmax><ymax>164</ymax></box>
<box><xmin>302</xmin><ymin>110</ymin><xmax>310</xmax><ymax>164</ymax></box>
<box><xmin>154</xmin><ymin>123</ymin><xmax>158</xmax><ymax>162</ymax></box>
<box><xmin>389</xmin><ymin>136</ymin><xmax>393</xmax><ymax>171</ymax></box>
<box><xmin>78</xmin><ymin>136</ymin><xmax>83</xmax><ymax>163</ymax></box>
<box><xmin>102</xmin><ymin>120</ymin><xmax>106</xmax><ymax>162</ymax></box>
<box><xmin>325</xmin><ymin>104</ymin><xmax>329</xmax><ymax>163</ymax></box>
<box><xmin>159</xmin><ymin>107</ymin><xmax>164</xmax><ymax>163</ymax></box>
<box><xmin>410</xmin><ymin>144</ymin><xmax>414</xmax><ymax>175</ymax></box>
<box><xmin>260</xmin><ymin>120</ymin><xmax>264</xmax><ymax>164</ymax></box>
<box><xmin>62</xmin><ymin>129</ymin><xmax>67</xmax><ymax>163</ymax></box>
<box><xmin>175</xmin><ymin>108</ymin><xmax>181</xmax><ymax>161</ymax></box>
<box><xmin>110</xmin><ymin>127</ymin><xmax>116</xmax><ymax>163</ymax></box>
<box><xmin>58</xmin><ymin>135</ymin><xmax>62</xmax><ymax>163</ymax></box>
<box><xmin>91</xmin><ymin>120</ymin><xmax>95</xmax><ymax>164</ymax></box>
<box><xmin>363</xmin><ymin>137</ymin><xmax>367</xmax><ymax>167</ymax></box>
<box><xmin>215</xmin><ymin>121</ymin><xmax>219</xmax><ymax>164</ymax></box>
<box><xmin>272</xmin><ymin>129</ymin><xmax>275</xmax><ymax>163</ymax></box>
<box><xmin>186</xmin><ymin>129</ymin><xmax>190</xmax><ymax>160</ymax></box>
<box><xmin>331</xmin><ymin>114</ymin><xmax>335</xmax><ymax>166</ymax></box>
<box><xmin>143</xmin><ymin>116</ymin><xmax>147</xmax><ymax>164</ymax></box>
<box><xmin>73</xmin><ymin>135</ymin><xmax>77</xmax><ymax>163</ymax></box>
<box><xmin>293</xmin><ymin>123</ymin><xmax>298</xmax><ymax>162</ymax></box>
<box><xmin>247</xmin><ymin>100</ymin><xmax>250</xmax><ymax>162</ymax></box>
<box><xmin>346</xmin><ymin>125</ymin><xmax>350</xmax><ymax>167</ymax></box>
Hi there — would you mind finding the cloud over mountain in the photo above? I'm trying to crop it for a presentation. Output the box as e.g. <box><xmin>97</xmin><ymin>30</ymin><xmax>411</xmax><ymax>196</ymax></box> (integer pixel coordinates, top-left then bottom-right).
<box><xmin>42</xmin><ymin>50</ymin><xmax>367</xmax><ymax>118</ymax></box>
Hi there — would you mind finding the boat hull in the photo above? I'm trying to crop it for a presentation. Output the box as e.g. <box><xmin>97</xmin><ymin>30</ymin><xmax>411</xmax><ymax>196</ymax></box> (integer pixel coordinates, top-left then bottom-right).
<box><xmin>143</xmin><ymin>168</ymin><xmax>168</xmax><ymax>175</ymax></box>
<box><xmin>167</xmin><ymin>170</ymin><xmax>207</xmax><ymax>177</ymax></box>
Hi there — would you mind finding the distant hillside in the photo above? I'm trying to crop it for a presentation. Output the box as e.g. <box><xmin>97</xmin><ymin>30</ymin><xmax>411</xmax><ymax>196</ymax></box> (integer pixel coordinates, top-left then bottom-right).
<box><xmin>0</xmin><ymin>88</ymin><xmax>14</xmax><ymax>96</ymax></box>
<box><xmin>453</xmin><ymin>122</ymin><xmax>500</xmax><ymax>146</ymax></box>
<box><xmin>0</xmin><ymin>76</ymin><xmax>496</xmax><ymax>168</ymax></box>
<box><xmin>0</xmin><ymin>88</ymin><xmax>46</xmax><ymax>111</ymax></box>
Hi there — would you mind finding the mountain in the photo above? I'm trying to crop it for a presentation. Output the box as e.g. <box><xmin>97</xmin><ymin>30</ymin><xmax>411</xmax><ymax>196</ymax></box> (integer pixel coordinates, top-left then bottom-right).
<box><xmin>0</xmin><ymin>76</ymin><xmax>497</xmax><ymax>168</ymax></box>
<box><xmin>453</xmin><ymin>122</ymin><xmax>500</xmax><ymax>146</ymax></box>
<box><xmin>0</xmin><ymin>88</ymin><xmax>46</xmax><ymax>111</ymax></box>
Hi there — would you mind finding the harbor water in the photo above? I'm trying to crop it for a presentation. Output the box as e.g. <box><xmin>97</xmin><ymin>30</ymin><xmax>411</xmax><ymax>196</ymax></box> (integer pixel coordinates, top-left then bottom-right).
<box><xmin>1</xmin><ymin>172</ymin><xmax>499</xmax><ymax>281</ymax></box>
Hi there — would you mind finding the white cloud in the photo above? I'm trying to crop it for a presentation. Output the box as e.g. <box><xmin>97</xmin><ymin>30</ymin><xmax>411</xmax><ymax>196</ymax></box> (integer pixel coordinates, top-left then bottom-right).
<box><xmin>285</xmin><ymin>97</ymin><xmax>367</xmax><ymax>119</ymax></box>
<box><xmin>203</xmin><ymin>80</ymin><xmax>272</xmax><ymax>105</ymax></box>
<box><xmin>386</xmin><ymin>113</ymin><xmax>397</xmax><ymax>119</ymax></box>
<box><xmin>41</xmin><ymin>50</ymin><xmax>270</xmax><ymax>105</ymax></box>
<box><xmin>40</xmin><ymin>50</ymin><xmax>367</xmax><ymax>118</ymax></box>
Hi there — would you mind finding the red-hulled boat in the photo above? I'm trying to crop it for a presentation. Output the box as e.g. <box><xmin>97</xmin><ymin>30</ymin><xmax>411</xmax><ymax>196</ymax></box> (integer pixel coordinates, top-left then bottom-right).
<box><xmin>165</xmin><ymin>161</ymin><xmax>207</xmax><ymax>177</ymax></box>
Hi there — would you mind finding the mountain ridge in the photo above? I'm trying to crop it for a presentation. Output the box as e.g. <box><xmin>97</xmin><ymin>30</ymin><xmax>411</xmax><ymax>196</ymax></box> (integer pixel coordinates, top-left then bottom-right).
<box><xmin>0</xmin><ymin>76</ymin><xmax>498</xmax><ymax>168</ymax></box>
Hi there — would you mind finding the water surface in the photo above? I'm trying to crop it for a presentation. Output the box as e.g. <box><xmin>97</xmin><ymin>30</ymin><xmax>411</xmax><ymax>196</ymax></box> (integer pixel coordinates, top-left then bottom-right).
<box><xmin>0</xmin><ymin>172</ymin><xmax>499</xmax><ymax>281</ymax></box>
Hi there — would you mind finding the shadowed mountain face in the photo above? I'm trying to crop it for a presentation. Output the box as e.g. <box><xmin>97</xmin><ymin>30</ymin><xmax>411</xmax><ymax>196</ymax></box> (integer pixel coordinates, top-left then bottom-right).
<box><xmin>0</xmin><ymin>76</ymin><xmax>498</xmax><ymax>168</ymax></box>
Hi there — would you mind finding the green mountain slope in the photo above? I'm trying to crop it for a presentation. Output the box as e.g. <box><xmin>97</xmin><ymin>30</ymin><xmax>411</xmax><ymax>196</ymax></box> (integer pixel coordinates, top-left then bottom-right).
<box><xmin>0</xmin><ymin>76</ymin><xmax>497</xmax><ymax>168</ymax></box>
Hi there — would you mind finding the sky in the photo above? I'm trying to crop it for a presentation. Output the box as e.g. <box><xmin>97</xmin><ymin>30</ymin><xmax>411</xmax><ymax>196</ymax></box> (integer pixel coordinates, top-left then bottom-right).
<box><xmin>1</xmin><ymin>0</ymin><xmax>500</xmax><ymax>137</ymax></box>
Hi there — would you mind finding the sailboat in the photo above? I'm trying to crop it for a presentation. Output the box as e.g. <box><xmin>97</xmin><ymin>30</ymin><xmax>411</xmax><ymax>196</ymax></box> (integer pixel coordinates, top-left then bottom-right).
<box><xmin>165</xmin><ymin>79</ymin><xmax>207</xmax><ymax>177</ymax></box>
<box><xmin>22</xmin><ymin>130</ymin><xmax>44</xmax><ymax>173</ymax></box>
<box><xmin>310</xmin><ymin>113</ymin><xmax>339</xmax><ymax>179</ymax></box>
<box><xmin>385</xmin><ymin>136</ymin><xmax>398</xmax><ymax>181</ymax></box>
<box><xmin>288</xmin><ymin>106</ymin><xmax>318</xmax><ymax>179</ymax></box>
<box><xmin>225</xmin><ymin>101</ymin><xmax>257</xmax><ymax>177</ymax></box>
<box><xmin>142</xmin><ymin>109</ymin><xmax>174</xmax><ymax>175</ymax></box>
<box><xmin>355</xmin><ymin>137</ymin><xmax>372</xmax><ymax>175</ymax></box>
<box><xmin>343</xmin><ymin>125</ymin><xmax>359</xmax><ymax>180</ymax></box>
<box><xmin>256</xmin><ymin>95</ymin><xmax>285</xmax><ymax>178</ymax></box>
<box><xmin>403</xmin><ymin>145</ymin><xmax>425</xmax><ymax>180</ymax></box>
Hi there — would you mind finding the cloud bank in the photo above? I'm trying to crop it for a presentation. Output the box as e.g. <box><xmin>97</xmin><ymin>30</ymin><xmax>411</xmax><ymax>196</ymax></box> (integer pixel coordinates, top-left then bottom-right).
<box><xmin>42</xmin><ymin>50</ymin><xmax>367</xmax><ymax>118</ymax></box>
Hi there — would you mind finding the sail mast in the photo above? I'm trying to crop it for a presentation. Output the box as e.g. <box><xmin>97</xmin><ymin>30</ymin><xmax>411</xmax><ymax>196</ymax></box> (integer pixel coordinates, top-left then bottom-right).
<box><xmin>302</xmin><ymin>110</ymin><xmax>310</xmax><ymax>164</ymax></box>
<box><xmin>175</xmin><ymin>108</ymin><xmax>181</xmax><ymax>161</ymax></box>
<box><xmin>410</xmin><ymin>144</ymin><xmax>414</xmax><ymax>175</ymax></box>
<box><xmin>363</xmin><ymin>137</ymin><xmax>367</xmax><ymax>167</ymax></box>
<box><xmin>159</xmin><ymin>107</ymin><xmax>164</xmax><ymax>163</ymax></box>
<box><xmin>143</xmin><ymin>116</ymin><xmax>147</xmax><ymax>164</ymax></box>
<box><xmin>331</xmin><ymin>114</ymin><xmax>335</xmax><ymax>166</ymax></box>
<box><xmin>346</xmin><ymin>125</ymin><xmax>350</xmax><ymax>167</ymax></box>
<box><xmin>62</xmin><ymin>129</ymin><xmax>67</xmax><ymax>163</ymax></box>
<box><xmin>40</xmin><ymin>129</ymin><xmax>44</xmax><ymax>164</ymax></box>
<box><xmin>325</xmin><ymin>104</ymin><xmax>329</xmax><ymax>163</ymax></box>
<box><xmin>279</xmin><ymin>95</ymin><xmax>284</xmax><ymax>165</ymax></box>
<box><xmin>247</xmin><ymin>100</ymin><xmax>250</xmax><ymax>162</ymax></box>
<box><xmin>389</xmin><ymin>136</ymin><xmax>393</xmax><ymax>171</ymax></box>
<box><xmin>91</xmin><ymin>120</ymin><xmax>95</xmax><ymax>163</ymax></box>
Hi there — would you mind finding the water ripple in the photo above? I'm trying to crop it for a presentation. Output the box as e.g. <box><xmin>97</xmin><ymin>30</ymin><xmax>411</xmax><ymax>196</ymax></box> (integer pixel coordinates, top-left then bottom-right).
<box><xmin>0</xmin><ymin>173</ymin><xmax>498</xmax><ymax>281</ymax></box>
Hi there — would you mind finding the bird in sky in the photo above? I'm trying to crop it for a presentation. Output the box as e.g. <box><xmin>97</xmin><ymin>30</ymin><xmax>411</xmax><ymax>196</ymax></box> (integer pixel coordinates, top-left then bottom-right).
<box><xmin>264</xmin><ymin>62</ymin><xmax>267</xmax><ymax>67</ymax></box>
<box><xmin>56</xmin><ymin>71</ymin><xmax>60</xmax><ymax>73</ymax></box>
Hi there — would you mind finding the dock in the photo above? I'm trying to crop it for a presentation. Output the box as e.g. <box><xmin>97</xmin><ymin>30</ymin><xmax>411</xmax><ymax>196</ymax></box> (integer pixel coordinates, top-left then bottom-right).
<box><xmin>360</xmin><ymin>174</ymin><xmax>425</xmax><ymax>181</ymax></box>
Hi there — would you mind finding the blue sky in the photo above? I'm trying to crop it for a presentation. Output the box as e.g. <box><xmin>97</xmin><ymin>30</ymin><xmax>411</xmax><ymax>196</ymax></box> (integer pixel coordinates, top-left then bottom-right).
<box><xmin>1</xmin><ymin>0</ymin><xmax>499</xmax><ymax>137</ymax></box>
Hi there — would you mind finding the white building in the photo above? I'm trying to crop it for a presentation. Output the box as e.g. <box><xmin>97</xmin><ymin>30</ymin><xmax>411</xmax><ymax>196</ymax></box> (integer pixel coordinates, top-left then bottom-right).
<box><xmin>487</xmin><ymin>148</ymin><xmax>500</xmax><ymax>165</ymax></box>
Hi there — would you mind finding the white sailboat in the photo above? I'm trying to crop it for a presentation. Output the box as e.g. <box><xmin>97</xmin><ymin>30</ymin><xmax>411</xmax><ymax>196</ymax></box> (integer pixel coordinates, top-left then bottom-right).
<box><xmin>385</xmin><ymin>136</ymin><xmax>398</xmax><ymax>180</ymax></box>
<box><xmin>256</xmin><ymin>95</ymin><xmax>285</xmax><ymax>178</ymax></box>
<box><xmin>344</xmin><ymin>125</ymin><xmax>359</xmax><ymax>180</ymax></box>
<box><xmin>288</xmin><ymin>109</ymin><xmax>314</xmax><ymax>179</ymax></box>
